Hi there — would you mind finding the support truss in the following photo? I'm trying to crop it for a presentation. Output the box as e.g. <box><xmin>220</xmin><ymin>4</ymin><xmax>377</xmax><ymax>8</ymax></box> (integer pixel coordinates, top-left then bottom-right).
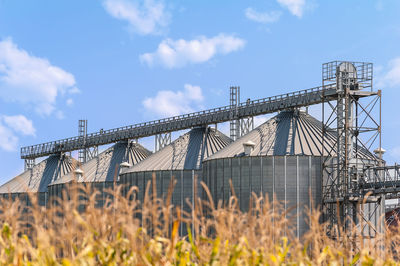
<box><xmin>240</xmin><ymin>116</ymin><xmax>254</xmax><ymax>137</ymax></box>
<box><xmin>78</xmin><ymin>120</ymin><xmax>98</xmax><ymax>163</ymax></box>
<box><xmin>24</xmin><ymin>158</ymin><xmax>35</xmax><ymax>171</ymax></box>
<box><xmin>321</xmin><ymin>61</ymin><xmax>384</xmax><ymax>238</ymax></box>
<box><xmin>155</xmin><ymin>132</ymin><xmax>171</xmax><ymax>152</ymax></box>
<box><xmin>230</xmin><ymin>86</ymin><xmax>254</xmax><ymax>139</ymax></box>
<box><xmin>83</xmin><ymin>146</ymin><xmax>98</xmax><ymax>163</ymax></box>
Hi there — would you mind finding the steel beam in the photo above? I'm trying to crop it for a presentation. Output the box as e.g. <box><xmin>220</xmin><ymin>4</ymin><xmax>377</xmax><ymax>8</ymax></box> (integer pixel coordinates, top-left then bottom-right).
<box><xmin>21</xmin><ymin>85</ymin><xmax>340</xmax><ymax>159</ymax></box>
<box><xmin>155</xmin><ymin>132</ymin><xmax>171</xmax><ymax>152</ymax></box>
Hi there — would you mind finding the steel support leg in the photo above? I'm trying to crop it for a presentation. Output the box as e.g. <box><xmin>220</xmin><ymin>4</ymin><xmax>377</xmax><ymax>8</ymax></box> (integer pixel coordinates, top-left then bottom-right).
<box><xmin>155</xmin><ymin>132</ymin><xmax>171</xmax><ymax>152</ymax></box>
<box><xmin>24</xmin><ymin>158</ymin><xmax>35</xmax><ymax>171</ymax></box>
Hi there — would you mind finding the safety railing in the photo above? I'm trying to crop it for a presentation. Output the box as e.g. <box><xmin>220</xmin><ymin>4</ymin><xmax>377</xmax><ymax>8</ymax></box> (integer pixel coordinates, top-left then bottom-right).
<box><xmin>21</xmin><ymin>85</ymin><xmax>338</xmax><ymax>159</ymax></box>
<box><xmin>359</xmin><ymin>165</ymin><xmax>400</xmax><ymax>197</ymax></box>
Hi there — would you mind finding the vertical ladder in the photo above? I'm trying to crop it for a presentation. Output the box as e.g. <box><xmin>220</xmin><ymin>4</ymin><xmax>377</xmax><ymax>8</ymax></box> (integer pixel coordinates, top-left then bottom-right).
<box><xmin>78</xmin><ymin>120</ymin><xmax>87</xmax><ymax>164</ymax></box>
<box><xmin>78</xmin><ymin>120</ymin><xmax>98</xmax><ymax>163</ymax></box>
<box><xmin>230</xmin><ymin>86</ymin><xmax>240</xmax><ymax>141</ymax></box>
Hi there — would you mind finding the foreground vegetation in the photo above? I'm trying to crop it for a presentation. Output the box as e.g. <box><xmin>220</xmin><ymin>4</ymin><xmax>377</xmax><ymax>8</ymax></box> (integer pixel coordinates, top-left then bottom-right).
<box><xmin>0</xmin><ymin>181</ymin><xmax>398</xmax><ymax>265</ymax></box>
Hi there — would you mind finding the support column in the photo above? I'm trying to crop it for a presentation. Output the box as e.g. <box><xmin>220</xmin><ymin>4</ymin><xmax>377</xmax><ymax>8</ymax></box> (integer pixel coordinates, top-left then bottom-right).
<box><xmin>240</xmin><ymin>116</ymin><xmax>254</xmax><ymax>137</ymax></box>
<box><xmin>321</xmin><ymin>61</ymin><xmax>381</xmax><ymax>239</ymax></box>
<box><xmin>24</xmin><ymin>158</ymin><xmax>35</xmax><ymax>171</ymax></box>
<box><xmin>155</xmin><ymin>132</ymin><xmax>171</xmax><ymax>152</ymax></box>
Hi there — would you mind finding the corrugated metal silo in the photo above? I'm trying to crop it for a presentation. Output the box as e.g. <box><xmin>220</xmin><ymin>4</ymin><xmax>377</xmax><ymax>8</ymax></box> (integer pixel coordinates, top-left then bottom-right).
<box><xmin>119</xmin><ymin>127</ymin><xmax>232</xmax><ymax>223</ymax></box>
<box><xmin>47</xmin><ymin>141</ymin><xmax>151</xmax><ymax>207</ymax></box>
<box><xmin>0</xmin><ymin>154</ymin><xmax>76</xmax><ymax>207</ymax></box>
<box><xmin>202</xmin><ymin>109</ymin><xmax>380</xmax><ymax>237</ymax></box>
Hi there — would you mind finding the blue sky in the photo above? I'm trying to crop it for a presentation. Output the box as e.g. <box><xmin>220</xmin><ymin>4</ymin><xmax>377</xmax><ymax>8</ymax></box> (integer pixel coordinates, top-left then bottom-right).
<box><xmin>0</xmin><ymin>0</ymin><xmax>400</xmax><ymax>184</ymax></box>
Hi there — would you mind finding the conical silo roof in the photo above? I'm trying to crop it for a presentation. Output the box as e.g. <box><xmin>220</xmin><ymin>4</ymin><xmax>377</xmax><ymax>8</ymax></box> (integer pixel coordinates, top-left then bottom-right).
<box><xmin>50</xmin><ymin>141</ymin><xmax>152</xmax><ymax>185</ymax></box>
<box><xmin>124</xmin><ymin>127</ymin><xmax>232</xmax><ymax>173</ymax></box>
<box><xmin>206</xmin><ymin>109</ymin><xmax>376</xmax><ymax>160</ymax></box>
<box><xmin>0</xmin><ymin>154</ymin><xmax>77</xmax><ymax>194</ymax></box>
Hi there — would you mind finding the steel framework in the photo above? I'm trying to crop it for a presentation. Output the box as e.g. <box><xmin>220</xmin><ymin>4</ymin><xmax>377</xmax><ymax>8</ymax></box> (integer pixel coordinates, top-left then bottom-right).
<box><xmin>240</xmin><ymin>116</ymin><xmax>254</xmax><ymax>137</ymax></box>
<box><xmin>78</xmin><ymin>120</ymin><xmax>98</xmax><ymax>163</ymax></box>
<box><xmin>24</xmin><ymin>158</ymin><xmax>35</xmax><ymax>171</ymax></box>
<box><xmin>78</xmin><ymin>120</ymin><xmax>87</xmax><ymax>163</ymax></box>
<box><xmin>321</xmin><ymin>61</ymin><xmax>384</xmax><ymax>238</ymax></box>
<box><xmin>155</xmin><ymin>132</ymin><xmax>171</xmax><ymax>152</ymax></box>
<box><xmin>21</xmin><ymin>85</ymin><xmax>337</xmax><ymax>160</ymax></box>
<box><xmin>362</xmin><ymin>165</ymin><xmax>400</xmax><ymax>199</ymax></box>
<box><xmin>229</xmin><ymin>86</ymin><xmax>254</xmax><ymax>140</ymax></box>
<box><xmin>229</xmin><ymin>86</ymin><xmax>240</xmax><ymax>141</ymax></box>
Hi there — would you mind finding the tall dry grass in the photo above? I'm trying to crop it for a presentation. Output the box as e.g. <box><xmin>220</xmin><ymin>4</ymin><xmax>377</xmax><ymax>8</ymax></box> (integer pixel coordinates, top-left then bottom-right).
<box><xmin>0</xmin><ymin>178</ymin><xmax>398</xmax><ymax>265</ymax></box>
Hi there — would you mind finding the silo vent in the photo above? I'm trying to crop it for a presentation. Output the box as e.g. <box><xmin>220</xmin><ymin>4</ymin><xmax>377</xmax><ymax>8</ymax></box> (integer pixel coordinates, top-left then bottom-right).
<box><xmin>120</xmin><ymin>161</ymin><xmax>132</xmax><ymax>168</ymax></box>
<box><xmin>243</xmin><ymin>140</ymin><xmax>255</xmax><ymax>156</ymax></box>
<box><xmin>373</xmin><ymin>147</ymin><xmax>386</xmax><ymax>156</ymax></box>
<box><xmin>74</xmin><ymin>168</ymin><xmax>84</xmax><ymax>181</ymax></box>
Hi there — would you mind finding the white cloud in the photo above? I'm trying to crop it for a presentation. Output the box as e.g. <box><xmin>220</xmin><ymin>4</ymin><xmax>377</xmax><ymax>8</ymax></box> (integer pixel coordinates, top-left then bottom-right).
<box><xmin>68</xmin><ymin>87</ymin><xmax>81</xmax><ymax>94</ymax></box>
<box><xmin>0</xmin><ymin>38</ymin><xmax>78</xmax><ymax>116</ymax></box>
<box><xmin>0</xmin><ymin>121</ymin><xmax>18</xmax><ymax>151</ymax></box>
<box><xmin>245</xmin><ymin>7</ymin><xmax>282</xmax><ymax>24</ymax></box>
<box><xmin>143</xmin><ymin>84</ymin><xmax>204</xmax><ymax>117</ymax></box>
<box><xmin>140</xmin><ymin>34</ymin><xmax>246</xmax><ymax>68</ymax></box>
<box><xmin>66</xmin><ymin>98</ymin><xmax>74</xmax><ymax>106</ymax></box>
<box><xmin>2</xmin><ymin>115</ymin><xmax>35</xmax><ymax>136</ymax></box>
<box><xmin>277</xmin><ymin>0</ymin><xmax>306</xmax><ymax>18</ymax></box>
<box><xmin>103</xmin><ymin>0</ymin><xmax>170</xmax><ymax>35</ymax></box>
<box><xmin>55</xmin><ymin>110</ymin><xmax>65</xmax><ymax>120</ymax></box>
<box><xmin>376</xmin><ymin>57</ymin><xmax>400</xmax><ymax>88</ymax></box>
<box><xmin>0</xmin><ymin>114</ymin><xmax>35</xmax><ymax>151</ymax></box>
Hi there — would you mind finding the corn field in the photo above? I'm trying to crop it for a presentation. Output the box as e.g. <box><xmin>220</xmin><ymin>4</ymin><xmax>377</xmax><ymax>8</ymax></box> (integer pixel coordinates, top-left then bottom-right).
<box><xmin>0</xmin><ymin>180</ymin><xmax>399</xmax><ymax>265</ymax></box>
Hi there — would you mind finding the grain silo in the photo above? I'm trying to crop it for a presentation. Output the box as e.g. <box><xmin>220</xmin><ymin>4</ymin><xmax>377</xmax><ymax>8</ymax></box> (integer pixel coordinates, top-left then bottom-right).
<box><xmin>47</xmin><ymin>141</ymin><xmax>151</xmax><ymax>207</ymax></box>
<box><xmin>119</xmin><ymin>127</ymin><xmax>232</xmax><ymax>220</ymax></box>
<box><xmin>202</xmin><ymin>109</ymin><xmax>380</xmax><ymax>237</ymax></box>
<box><xmin>0</xmin><ymin>154</ymin><xmax>76</xmax><ymax>207</ymax></box>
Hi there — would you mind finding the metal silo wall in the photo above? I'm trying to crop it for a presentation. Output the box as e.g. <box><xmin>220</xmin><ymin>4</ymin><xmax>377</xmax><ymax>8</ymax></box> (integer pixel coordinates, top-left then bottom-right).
<box><xmin>202</xmin><ymin>155</ymin><xmax>323</xmax><ymax>237</ymax></box>
<box><xmin>47</xmin><ymin>181</ymin><xmax>117</xmax><ymax>210</ymax></box>
<box><xmin>0</xmin><ymin>192</ymin><xmax>49</xmax><ymax>210</ymax></box>
<box><xmin>120</xmin><ymin>170</ymin><xmax>201</xmax><ymax>235</ymax></box>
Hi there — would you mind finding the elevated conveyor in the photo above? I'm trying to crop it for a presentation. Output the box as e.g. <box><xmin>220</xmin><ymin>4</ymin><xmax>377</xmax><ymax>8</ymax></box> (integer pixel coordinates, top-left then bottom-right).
<box><xmin>21</xmin><ymin>84</ymin><xmax>340</xmax><ymax>159</ymax></box>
